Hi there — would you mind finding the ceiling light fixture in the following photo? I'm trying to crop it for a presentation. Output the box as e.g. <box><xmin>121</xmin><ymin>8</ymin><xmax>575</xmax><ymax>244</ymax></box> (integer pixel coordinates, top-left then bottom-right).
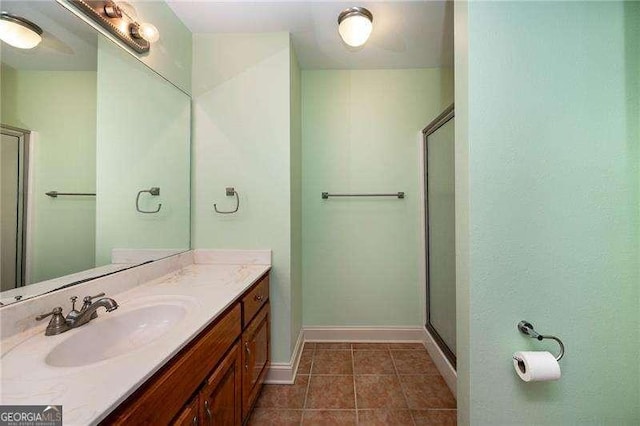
<box><xmin>337</xmin><ymin>7</ymin><xmax>373</xmax><ymax>48</ymax></box>
<box><xmin>0</xmin><ymin>12</ymin><xmax>43</xmax><ymax>49</ymax></box>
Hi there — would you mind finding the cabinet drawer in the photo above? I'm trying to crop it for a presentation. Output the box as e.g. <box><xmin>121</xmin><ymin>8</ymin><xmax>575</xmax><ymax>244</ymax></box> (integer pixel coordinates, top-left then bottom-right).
<box><xmin>242</xmin><ymin>274</ymin><xmax>269</xmax><ymax>327</ymax></box>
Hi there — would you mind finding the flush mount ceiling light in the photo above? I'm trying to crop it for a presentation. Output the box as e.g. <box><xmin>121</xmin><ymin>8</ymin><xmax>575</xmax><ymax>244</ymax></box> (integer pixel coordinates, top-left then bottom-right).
<box><xmin>0</xmin><ymin>12</ymin><xmax>43</xmax><ymax>49</ymax></box>
<box><xmin>338</xmin><ymin>7</ymin><xmax>373</xmax><ymax>47</ymax></box>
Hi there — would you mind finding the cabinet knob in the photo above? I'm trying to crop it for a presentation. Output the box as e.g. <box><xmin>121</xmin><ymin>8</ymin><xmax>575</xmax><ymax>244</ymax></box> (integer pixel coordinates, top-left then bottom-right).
<box><xmin>254</xmin><ymin>294</ymin><xmax>263</xmax><ymax>302</ymax></box>
<box><xmin>192</xmin><ymin>414</ymin><xmax>198</xmax><ymax>425</ymax></box>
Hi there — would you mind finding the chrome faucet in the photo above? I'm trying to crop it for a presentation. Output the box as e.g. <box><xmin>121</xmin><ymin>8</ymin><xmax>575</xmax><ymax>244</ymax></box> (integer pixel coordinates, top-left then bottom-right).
<box><xmin>68</xmin><ymin>294</ymin><xmax>118</xmax><ymax>328</ymax></box>
<box><xmin>35</xmin><ymin>292</ymin><xmax>119</xmax><ymax>336</ymax></box>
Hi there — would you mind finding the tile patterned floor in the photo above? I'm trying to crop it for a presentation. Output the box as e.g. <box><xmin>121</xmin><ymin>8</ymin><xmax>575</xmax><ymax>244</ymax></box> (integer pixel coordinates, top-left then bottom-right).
<box><xmin>248</xmin><ymin>342</ymin><xmax>456</xmax><ymax>425</ymax></box>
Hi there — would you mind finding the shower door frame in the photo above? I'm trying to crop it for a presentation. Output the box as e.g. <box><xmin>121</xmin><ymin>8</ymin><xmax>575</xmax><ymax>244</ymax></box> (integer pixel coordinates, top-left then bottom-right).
<box><xmin>422</xmin><ymin>104</ymin><xmax>456</xmax><ymax>368</ymax></box>
<box><xmin>1</xmin><ymin>125</ymin><xmax>31</xmax><ymax>289</ymax></box>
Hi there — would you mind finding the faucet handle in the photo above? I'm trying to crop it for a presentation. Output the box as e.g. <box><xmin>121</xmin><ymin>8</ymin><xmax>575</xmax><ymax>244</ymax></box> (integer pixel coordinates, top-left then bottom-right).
<box><xmin>66</xmin><ymin>296</ymin><xmax>81</xmax><ymax>321</ymax></box>
<box><xmin>83</xmin><ymin>292</ymin><xmax>105</xmax><ymax>303</ymax></box>
<box><xmin>35</xmin><ymin>307</ymin><xmax>70</xmax><ymax>336</ymax></box>
<box><xmin>36</xmin><ymin>306</ymin><xmax>64</xmax><ymax>321</ymax></box>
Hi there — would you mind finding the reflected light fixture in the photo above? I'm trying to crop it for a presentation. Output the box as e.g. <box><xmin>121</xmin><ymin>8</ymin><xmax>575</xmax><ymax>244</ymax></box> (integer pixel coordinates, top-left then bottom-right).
<box><xmin>338</xmin><ymin>7</ymin><xmax>373</xmax><ymax>47</ymax></box>
<box><xmin>131</xmin><ymin>22</ymin><xmax>160</xmax><ymax>43</ymax></box>
<box><xmin>0</xmin><ymin>12</ymin><xmax>43</xmax><ymax>49</ymax></box>
<box><xmin>104</xmin><ymin>0</ymin><xmax>160</xmax><ymax>44</ymax></box>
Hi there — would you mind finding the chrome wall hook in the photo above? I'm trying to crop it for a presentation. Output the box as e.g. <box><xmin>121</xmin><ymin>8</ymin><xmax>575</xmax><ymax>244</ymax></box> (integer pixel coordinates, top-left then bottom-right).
<box><xmin>136</xmin><ymin>187</ymin><xmax>161</xmax><ymax>213</ymax></box>
<box><xmin>214</xmin><ymin>187</ymin><xmax>239</xmax><ymax>214</ymax></box>
<box><xmin>517</xmin><ymin>320</ymin><xmax>565</xmax><ymax>361</ymax></box>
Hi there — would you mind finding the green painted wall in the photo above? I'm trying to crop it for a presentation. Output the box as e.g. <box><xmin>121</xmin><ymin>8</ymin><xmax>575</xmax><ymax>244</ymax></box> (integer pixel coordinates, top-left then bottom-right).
<box><xmin>191</xmin><ymin>33</ymin><xmax>298</xmax><ymax>364</ymax></box>
<box><xmin>1</xmin><ymin>66</ymin><xmax>97</xmax><ymax>283</ymax></box>
<box><xmin>456</xmin><ymin>1</ymin><xmax>640</xmax><ymax>424</ymax></box>
<box><xmin>290</xmin><ymin>44</ymin><xmax>302</xmax><ymax>352</ymax></box>
<box><xmin>301</xmin><ymin>69</ymin><xmax>453</xmax><ymax>326</ymax></box>
<box><xmin>95</xmin><ymin>39</ymin><xmax>191</xmax><ymax>266</ymax></box>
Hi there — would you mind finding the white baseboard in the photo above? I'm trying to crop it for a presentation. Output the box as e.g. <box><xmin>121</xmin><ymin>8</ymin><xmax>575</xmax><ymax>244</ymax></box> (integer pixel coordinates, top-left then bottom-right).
<box><xmin>422</xmin><ymin>326</ymin><xmax>457</xmax><ymax>396</ymax></box>
<box><xmin>303</xmin><ymin>326</ymin><xmax>426</xmax><ymax>342</ymax></box>
<box><xmin>265</xmin><ymin>329</ymin><xmax>304</xmax><ymax>384</ymax></box>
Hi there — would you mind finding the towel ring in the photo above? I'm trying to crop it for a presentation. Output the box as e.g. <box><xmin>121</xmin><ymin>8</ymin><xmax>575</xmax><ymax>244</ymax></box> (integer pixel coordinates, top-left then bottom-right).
<box><xmin>516</xmin><ymin>320</ymin><xmax>565</xmax><ymax>361</ymax></box>
<box><xmin>136</xmin><ymin>187</ymin><xmax>161</xmax><ymax>214</ymax></box>
<box><xmin>214</xmin><ymin>187</ymin><xmax>239</xmax><ymax>214</ymax></box>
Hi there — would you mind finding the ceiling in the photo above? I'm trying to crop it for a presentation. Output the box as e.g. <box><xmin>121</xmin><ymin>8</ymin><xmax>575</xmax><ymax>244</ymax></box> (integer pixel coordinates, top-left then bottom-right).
<box><xmin>1</xmin><ymin>1</ymin><xmax>98</xmax><ymax>71</ymax></box>
<box><xmin>168</xmin><ymin>0</ymin><xmax>453</xmax><ymax>69</ymax></box>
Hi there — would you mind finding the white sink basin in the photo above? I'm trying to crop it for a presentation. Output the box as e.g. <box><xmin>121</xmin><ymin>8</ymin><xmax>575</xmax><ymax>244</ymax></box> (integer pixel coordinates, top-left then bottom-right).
<box><xmin>45</xmin><ymin>303</ymin><xmax>187</xmax><ymax>368</ymax></box>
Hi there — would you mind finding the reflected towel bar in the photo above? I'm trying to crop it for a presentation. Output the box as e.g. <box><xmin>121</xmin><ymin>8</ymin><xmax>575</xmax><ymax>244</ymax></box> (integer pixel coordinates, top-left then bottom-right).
<box><xmin>46</xmin><ymin>191</ymin><xmax>96</xmax><ymax>198</ymax></box>
<box><xmin>321</xmin><ymin>192</ymin><xmax>405</xmax><ymax>199</ymax></box>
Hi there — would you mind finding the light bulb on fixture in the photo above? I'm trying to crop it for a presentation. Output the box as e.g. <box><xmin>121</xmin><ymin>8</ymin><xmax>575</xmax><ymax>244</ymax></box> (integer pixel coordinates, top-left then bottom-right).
<box><xmin>130</xmin><ymin>22</ymin><xmax>160</xmax><ymax>43</ymax></box>
<box><xmin>338</xmin><ymin>7</ymin><xmax>373</xmax><ymax>48</ymax></box>
<box><xmin>138</xmin><ymin>22</ymin><xmax>159</xmax><ymax>43</ymax></box>
<box><xmin>0</xmin><ymin>12</ymin><xmax>43</xmax><ymax>49</ymax></box>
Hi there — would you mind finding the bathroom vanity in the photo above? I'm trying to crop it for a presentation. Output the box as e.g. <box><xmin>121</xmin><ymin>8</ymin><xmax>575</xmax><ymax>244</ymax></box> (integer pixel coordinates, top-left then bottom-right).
<box><xmin>0</xmin><ymin>250</ymin><xmax>272</xmax><ymax>425</ymax></box>
<box><xmin>104</xmin><ymin>272</ymin><xmax>270</xmax><ymax>425</ymax></box>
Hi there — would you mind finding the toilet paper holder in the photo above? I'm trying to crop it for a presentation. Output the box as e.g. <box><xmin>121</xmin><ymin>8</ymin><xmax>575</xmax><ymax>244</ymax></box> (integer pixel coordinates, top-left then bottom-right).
<box><xmin>515</xmin><ymin>320</ymin><xmax>565</xmax><ymax>361</ymax></box>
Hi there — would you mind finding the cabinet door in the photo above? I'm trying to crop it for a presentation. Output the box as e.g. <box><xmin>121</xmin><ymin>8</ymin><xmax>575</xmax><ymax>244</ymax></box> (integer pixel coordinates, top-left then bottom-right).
<box><xmin>201</xmin><ymin>342</ymin><xmax>242</xmax><ymax>426</ymax></box>
<box><xmin>242</xmin><ymin>304</ymin><xmax>270</xmax><ymax>419</ymax></box>
<box><xmin>171</xmin><ymin>396</ymin><xmax>199</xmax><ymax>426</ymax></box>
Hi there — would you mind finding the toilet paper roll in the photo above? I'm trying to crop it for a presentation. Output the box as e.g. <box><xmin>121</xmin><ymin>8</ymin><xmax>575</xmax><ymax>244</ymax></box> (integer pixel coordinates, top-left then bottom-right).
<box><xmin>513</xmin><ymin>351</ymin><xmax>561</xmax><ymax>382</ymax></box>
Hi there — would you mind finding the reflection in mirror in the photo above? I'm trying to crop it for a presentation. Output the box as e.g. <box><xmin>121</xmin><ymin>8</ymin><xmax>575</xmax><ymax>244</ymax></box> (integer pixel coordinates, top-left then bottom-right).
<box><xmin>0</xmin><ymin>1</ymin><xmax>190</xmax><ymax>306</ymax></box>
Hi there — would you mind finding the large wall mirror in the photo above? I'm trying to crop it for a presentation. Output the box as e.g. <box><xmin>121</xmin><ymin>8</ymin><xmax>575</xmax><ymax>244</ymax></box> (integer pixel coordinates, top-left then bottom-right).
<box><xmin>0</xmin><ymin>1</ymin><xmax>190</xmax><ymax>306</ymax></box>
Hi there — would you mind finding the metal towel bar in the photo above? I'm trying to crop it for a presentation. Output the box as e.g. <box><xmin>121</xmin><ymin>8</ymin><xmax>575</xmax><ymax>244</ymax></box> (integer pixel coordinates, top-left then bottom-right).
<box><xmin>321</xmin><ymin>192</ymin><xmax>405</xmax><ymax>199</ymax></box>
<box><xmin>46</xmin><ymin>191</ymin><xmax>95</xmax><ymax>198</ymax></box>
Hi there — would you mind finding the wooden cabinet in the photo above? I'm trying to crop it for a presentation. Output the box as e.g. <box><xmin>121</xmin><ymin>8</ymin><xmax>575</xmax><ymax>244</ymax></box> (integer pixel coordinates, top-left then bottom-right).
<box><xmin>172</xmin><ymin>396</ymin><xmax>199</xmax><ymax>426</ymax></box>
<box><xmin>200</xmin><ymin>342</ymin><xmax>242</xmax><ymax>425</ymax></box>
<box><xmin>241</xmin><ymin>305</ymin><xmax>270</xmax><ymax>419</ymax></box>
<box><xmin>102</xmin><ymin>272</ymin><xmax>270</xmax><ymax>426</ymax></box>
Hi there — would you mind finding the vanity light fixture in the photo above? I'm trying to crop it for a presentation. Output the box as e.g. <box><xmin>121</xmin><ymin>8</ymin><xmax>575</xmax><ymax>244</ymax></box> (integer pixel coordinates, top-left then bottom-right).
<box><xmin>0</xmin><ymin>12</ymin><xmax>43</xmax><ymax>49</ymax></box>
<box><xmin>337</xmin><ymin>6</ymin><xmax>373</xmax><ymax>47</ymax></box>
<box><xmin>69</xmin><ymin>0</ymin><xmax>159</xmax><ymax>54</ymax></box>
<box><xmin>103</xmin><ymin>1</ymin><xmax>160</xmax><ymax>44</ymax></box>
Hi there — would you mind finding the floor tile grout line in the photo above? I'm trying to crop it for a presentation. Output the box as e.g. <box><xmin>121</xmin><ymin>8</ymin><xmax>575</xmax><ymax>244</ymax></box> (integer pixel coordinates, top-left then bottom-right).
<box><xmin>390</xmin><ymin>346</ymin><xmax>417</xmax><ymax>426</ymax></box>
<box><xmin>300</xmin><ymin>343</ymin><xmax>315</xmax><ymax>425</ymax></box>
<box><xmin>351</xmin><ymin>343</ymin><xmax>359</xmax><ymax>425</ymax></box>
<box><xmin>301</xmin><ymin>409</ymin><xmax>359</xmax><ymax>412</ymax></box>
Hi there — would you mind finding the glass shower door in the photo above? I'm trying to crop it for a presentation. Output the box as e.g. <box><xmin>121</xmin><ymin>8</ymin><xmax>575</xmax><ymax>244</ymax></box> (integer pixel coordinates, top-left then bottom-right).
<box><xmin>1</xmin><ymin>126</ymin><xmax>28</xmax><ymax>291</ymax></box>
<box><xmin>423</xmin><ymin>105</ymin><xmax>456</xmax><ymax>367</ymax></box>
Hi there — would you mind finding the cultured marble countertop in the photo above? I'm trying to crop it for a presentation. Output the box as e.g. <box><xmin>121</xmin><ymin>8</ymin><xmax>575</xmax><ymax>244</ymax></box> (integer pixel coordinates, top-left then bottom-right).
<box><xmin>0</xmin><ymin>262</ymin><xmax>270</xmax><ymax>425</ymax></box>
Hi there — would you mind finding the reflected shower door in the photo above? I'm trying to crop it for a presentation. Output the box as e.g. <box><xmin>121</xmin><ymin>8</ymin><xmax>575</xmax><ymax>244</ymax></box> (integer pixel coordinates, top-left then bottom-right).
<box><xmin>0</xmin><ymin>127</ymin><xmax>28</xmax><ymax>291</ymax></box>
<box><xmin>424</xmin><ymin>106</ymin><xmax>456</xmax><ymax>367</ymax></box>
